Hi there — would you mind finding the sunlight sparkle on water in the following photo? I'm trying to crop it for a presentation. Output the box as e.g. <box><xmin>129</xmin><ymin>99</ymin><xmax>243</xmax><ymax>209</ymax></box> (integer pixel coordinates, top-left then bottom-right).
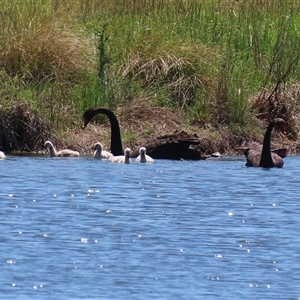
<box><xmin>7</xmin><ymin>260</ymin><xmax>16</xmax><ymax>264</ymax></box>
<box><xmin>2</xmin><ymin>155</ymin><xmax>300</xmax><ymax>299</ymax></box>
<box><xmin>207</xmin><ymin>276</ymin><xmax>220</xmax><ymax>281</ymax></box>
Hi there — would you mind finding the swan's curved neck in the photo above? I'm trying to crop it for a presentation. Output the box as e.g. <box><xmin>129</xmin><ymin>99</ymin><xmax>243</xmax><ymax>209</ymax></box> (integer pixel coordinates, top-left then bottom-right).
<box><xmin>50</xmin><ymin>147</ymin><xmax>57</xmax><ymax>157</ymax></box>
<box><xmin>84</xmin><ymin>107</ymin><xmax>123</xmax><ymax>156</ymax></box>
<box><xmin>260</xmin><ymin>121</ymin><xmax>275</xmax><ymax>167</ymax></box>
<box><xmin>125</xmin><ymin>153</ymin><xmax>130</xmax><ymax>163</ymax></box>
<box><xmin>46</xmin><ymin>144</ymin><xmax>57</xmax><ymax>157</ymax></box>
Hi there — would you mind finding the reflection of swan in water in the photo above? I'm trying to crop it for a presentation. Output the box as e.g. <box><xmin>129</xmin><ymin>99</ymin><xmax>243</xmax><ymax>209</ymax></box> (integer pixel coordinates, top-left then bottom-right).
<box><xmin>109</xmin><ymin>148</ymin><xmax>131</xmax><ymax>164</ymax></box>
<box><xmin>136</xmin><ymin>147</ymin><xmax>154</xmax><ymax>163</ymax></box>
<box><xmin>0</xmin><ymin>151</ymin><xmax>5</xmax><ymax>159</ymax></box>
<box><xmin>83</xmin><ymin>107</ymin><xmax>206</xmax><ymax>160</ymax></box>
<box><xmin>44</xmin><ymin>141</ymin><xmax>80</xmax><ymax>157</ymax></box>
<box><xmin>93</xmin><ymin>142</ymin><xmax>113</xmax><ymax>159</ymax></box>
<box><xmin>244</xmin><ymin>118</ymin><xmax>286</xmax><ymax>168</ymax></box>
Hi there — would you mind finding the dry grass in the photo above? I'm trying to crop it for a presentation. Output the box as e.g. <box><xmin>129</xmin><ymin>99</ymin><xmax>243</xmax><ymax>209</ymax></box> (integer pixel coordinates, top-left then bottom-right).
<box><xmin>120</xmin><ymin>44</ymin><xmax>219</xmax><ymax>110</ymax></box>
<box><xmin>249</xmin><ymin>82</ymin><xmax>300</xmax><ymax>141</ymax></box>
<box><xmin>0</xmin><ymin>101</ymin><xmax>56</xmax><ymax>153</ymax></box>
<box><xmin>1</xmin><ymin>21</ymin><xmax>95</xmax><ymax>82</ymax></box>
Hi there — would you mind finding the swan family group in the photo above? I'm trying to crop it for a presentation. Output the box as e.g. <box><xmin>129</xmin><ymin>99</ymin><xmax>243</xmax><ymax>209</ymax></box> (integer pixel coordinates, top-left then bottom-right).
<box><xmin>43</xmin><ymin>140</ymin><xmax>154</xmax><ymax>163</ymax></box>
<box><xmin>42</xmin><ymin>116</ymin><xmax>286</xmax><ymax>167</ymax></box>
<box><xmin>0</xmin><ymin>106</ymin><xmax>287</xmax><ymax>168</ymax></box>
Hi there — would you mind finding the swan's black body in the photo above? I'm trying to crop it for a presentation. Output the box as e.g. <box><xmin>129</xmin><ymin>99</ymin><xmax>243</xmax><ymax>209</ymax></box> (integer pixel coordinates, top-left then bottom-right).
<box><xmin>244</xmin><ymin>118</ymin><xmax>286</xmax><ymax>168</ymax></box>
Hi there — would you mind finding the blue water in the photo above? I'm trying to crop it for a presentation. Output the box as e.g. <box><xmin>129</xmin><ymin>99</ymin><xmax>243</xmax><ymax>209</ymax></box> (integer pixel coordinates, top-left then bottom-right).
<box><xmin>1</xmin><ymin>154</ymin><xmax>300</xmax><ymax>299</ymax></box>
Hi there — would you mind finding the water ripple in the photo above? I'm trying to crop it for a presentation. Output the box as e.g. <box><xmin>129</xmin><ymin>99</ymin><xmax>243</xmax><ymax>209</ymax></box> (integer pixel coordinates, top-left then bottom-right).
<box><xmin>0</xmin><ymin>155</ymin><xmax>300</xmax><ymax>299</ymax></box>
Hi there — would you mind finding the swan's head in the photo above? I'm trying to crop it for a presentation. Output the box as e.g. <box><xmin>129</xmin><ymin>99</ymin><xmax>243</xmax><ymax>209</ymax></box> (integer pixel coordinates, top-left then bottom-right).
<box><xmin>82</xmin><ymin>107</ymin><xmax>99</xmax><ymax>129</ymax></box>
<box><xmin>44</xmin><ymin>141</ymin><xmax>53</xmax><ymax>149</ymax></box>
<box><xmin>139</xmin><ymin>147</ymin><xmax>146</xmax><ymax>155</ymax></box>
<box><xmin>273</xmin><ymin>118</ymin><xmax>286</xmax><ymax>133</ymax></box>
<box><xmin>94</xmin><ymin>142</ymin><xmax>103</xmax><ymax>151</ymax></box>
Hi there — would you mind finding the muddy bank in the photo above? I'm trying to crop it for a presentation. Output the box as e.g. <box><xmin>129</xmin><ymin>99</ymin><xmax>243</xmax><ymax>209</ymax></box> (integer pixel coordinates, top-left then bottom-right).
<box><xmin>0</xmin><ymin>100</ymin><xmax>296</xmax><ymax>158</ymax></box>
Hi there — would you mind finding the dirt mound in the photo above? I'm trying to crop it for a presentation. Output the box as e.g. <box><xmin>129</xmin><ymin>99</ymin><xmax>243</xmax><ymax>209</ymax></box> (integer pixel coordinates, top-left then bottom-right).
<box><xmin>0</xmin><ymin>102</ymin><xmax>56</xmax><ymax>153</ymax></box>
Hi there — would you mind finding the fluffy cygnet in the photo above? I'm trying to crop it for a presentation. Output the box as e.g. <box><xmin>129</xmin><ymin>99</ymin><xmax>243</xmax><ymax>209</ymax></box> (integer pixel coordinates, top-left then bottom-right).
<box><xmin>93</xmin><ymin>142</ymin><xmax>113</xmax><ymax>159</ymax></box>
<box><xmin>136</xmin><ymin>147</ymin><xmax>154</xmax><ymax>163</ymax></box>
<box><xmin>109</xmin><ymin>148</ymin><xmax>131</xmax><ymax>164</ymax></box>
<box><xmin>44</xmin><ymin>141</ymin><xmax>80</xmax><ymax>157</ymax></box>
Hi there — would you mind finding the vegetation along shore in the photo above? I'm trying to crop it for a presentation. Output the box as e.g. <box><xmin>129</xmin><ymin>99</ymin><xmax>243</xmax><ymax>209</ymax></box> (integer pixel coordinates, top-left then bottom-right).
<box><xmin>1</xmin><ymin>0</ymin><xmax>300</xmax><ymax>157</ymax></box>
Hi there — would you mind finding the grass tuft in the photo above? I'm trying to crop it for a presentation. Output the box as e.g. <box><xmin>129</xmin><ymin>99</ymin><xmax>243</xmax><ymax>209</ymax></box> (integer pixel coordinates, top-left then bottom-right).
<box><xmin>1</xmin><ymin>21</ymin><xmax>94</xmax><ymax>82</ymax></box>
<box><xmin>120</xmin><ymin>42</ymin><xmax>220</xmax><ymax>110</ymax></box>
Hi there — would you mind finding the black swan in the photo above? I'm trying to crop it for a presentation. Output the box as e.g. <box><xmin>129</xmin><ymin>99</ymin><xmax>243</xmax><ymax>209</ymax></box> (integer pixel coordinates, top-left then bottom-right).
<box><xmin>136</xmin><ymin>147</ymin><xmax>154</xmax><ymax>163</ymax></box>
<box><xmin>109</xmin><ymin>147</ymin><xmax>131</xmax><ymax>164</ymax></box>
<box><xmin>244</xmin><ymin>118</ymin><xmax>286</xmax><ymax>168</ymax></box>
<box><xmin>93</xmin><ymin>142</ymin><xmax>113</xmax><ymax>159</ymax></box>
<box><xmin>82</xmin><ymin>107</ymin><xmax>205</xmax><ymax>160</ymax></box>
<box><xmin>44</xmin><ymin>141</ymin><xmax>80</xmax><ymax>157</ymax></box>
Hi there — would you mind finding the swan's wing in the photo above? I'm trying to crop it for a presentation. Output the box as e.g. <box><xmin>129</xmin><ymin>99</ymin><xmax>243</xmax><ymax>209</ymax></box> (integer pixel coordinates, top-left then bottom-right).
<box><xmin>271</xmin><ymin>152</ymin><xmax>284</xmax><ymax>168</ymax></box>
<box><xmin>145</xmin><ymin>154</ymin><xmax>154</xmax><ymax>163</ymax></box>
<box><xmin>245</xmin><ymin>148</ymin><xmax>261</xmax><ymax>167</ymax></box>
<box><xmin>60</xmin><ymin>149</ymin><xmax>80</xmax><ymax>157</ymax></box>
<box><xmin>101</xmin><ymin>151</ymin><xmax>113</xmax><ymax>159</ymax></box>
<box><xmin>271</xmin><ymin>148</ymin><xmax>287</xmax><ymax>159</ymax></box>
<box><xmin>109</xmin><ymin>155</ymin><xmax>124</xmax><ymax>163</ymax></box>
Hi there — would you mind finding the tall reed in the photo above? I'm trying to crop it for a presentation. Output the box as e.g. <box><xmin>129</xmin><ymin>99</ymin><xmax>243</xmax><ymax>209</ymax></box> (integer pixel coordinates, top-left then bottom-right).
<box><xmin>1</xmin><ymin>0</ymin><xmax>300</xmax><ymax>130</ymax></box>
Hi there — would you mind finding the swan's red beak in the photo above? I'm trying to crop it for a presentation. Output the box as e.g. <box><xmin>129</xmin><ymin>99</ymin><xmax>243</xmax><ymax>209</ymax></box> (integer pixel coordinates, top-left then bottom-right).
<box><xmin>82</xmin><ymin>118</ymin><xmax>89</xmax><ymax>130</ymax></box>
<box><xmin>279</xmin><ymin>123</ymin><xmax>287</xmax><ymax>134</ymax></box>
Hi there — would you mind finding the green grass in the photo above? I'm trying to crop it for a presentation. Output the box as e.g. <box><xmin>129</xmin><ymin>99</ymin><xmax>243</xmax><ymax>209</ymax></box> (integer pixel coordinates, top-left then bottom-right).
<box><xmin>1</xmin><ymin>0</ymin><xmax>300</xmax><ymax>131</ymax></box>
